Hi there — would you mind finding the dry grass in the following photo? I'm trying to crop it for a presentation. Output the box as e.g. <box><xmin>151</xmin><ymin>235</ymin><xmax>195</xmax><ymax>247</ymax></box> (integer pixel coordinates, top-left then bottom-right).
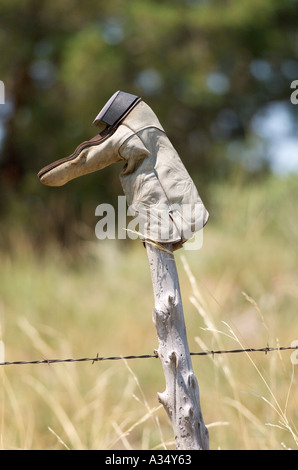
<box><xmin>0</xmin><ymin>174</ymin><xmax>297</xmax><ymax>450</ymax></box>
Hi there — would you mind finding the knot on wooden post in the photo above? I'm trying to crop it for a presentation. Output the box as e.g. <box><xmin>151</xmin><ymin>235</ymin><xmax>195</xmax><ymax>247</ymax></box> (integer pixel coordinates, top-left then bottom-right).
<box><xmin>187</xmin><ymin>372</ymin><xmax>198</xmax><ymax>389</ymax></box>
<box><xmin>152</xmin><ymin>307</ymin><xmax>170</xmax><ymax>340</ymax></box>
<box><xmin>169</xmin><ymin>351</ymin><xmax>179</xmax><ymax>367</ymax></box>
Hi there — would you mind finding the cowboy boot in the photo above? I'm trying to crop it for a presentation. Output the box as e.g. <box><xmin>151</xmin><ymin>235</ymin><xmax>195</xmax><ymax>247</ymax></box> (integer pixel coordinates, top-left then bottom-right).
<box><xmin>38</xmin><ymin>91</ymin><xmax>209</xmax><ymax>250</ymax></box>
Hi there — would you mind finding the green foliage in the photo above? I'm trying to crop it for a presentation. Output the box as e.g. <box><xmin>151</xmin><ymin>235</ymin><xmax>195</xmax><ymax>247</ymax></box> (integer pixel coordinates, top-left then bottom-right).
<box><xmin>0</xmin><ymin>0</ymin><xmax>297</xmax><ymax>238</ymax></box>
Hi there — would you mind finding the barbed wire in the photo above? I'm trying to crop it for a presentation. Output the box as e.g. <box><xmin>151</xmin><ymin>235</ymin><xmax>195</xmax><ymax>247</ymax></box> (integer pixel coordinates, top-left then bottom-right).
<box><xmin>0</xmin><ymin>345</ymin><xmax>297</xmax><ymax>367</ymax></box>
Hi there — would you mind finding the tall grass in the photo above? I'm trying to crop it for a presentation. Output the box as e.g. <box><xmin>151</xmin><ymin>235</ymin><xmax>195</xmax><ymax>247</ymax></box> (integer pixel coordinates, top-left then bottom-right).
<box><xmin>0</xmin><ymin>174</ymin><xmax>297</xmax><ymax>449</ymax></box>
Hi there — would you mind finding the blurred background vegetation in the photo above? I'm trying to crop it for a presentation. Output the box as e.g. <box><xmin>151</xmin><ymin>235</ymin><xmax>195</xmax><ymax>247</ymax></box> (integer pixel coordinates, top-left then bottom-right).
<box><xmin>0</xmin><ymin>0</ymin><xmax>298</xmax><ymax>248</ymax></box>
<box><xmin>0</xmin><ymin>0</ymin><xmax>297</xmax><ymax>450</ymax></box>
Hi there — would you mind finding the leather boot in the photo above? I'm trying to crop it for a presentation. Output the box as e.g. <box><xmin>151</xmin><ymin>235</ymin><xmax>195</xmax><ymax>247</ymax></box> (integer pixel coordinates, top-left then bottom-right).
<box><xmin>38</xmin><ymin>91</ymin><xmax>209</xmax><ymax>250</ymax></box>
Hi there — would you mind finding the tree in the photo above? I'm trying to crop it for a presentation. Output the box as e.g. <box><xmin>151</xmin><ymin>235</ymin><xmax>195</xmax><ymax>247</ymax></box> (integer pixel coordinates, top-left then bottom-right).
<box><xmin>0</xmin><ymin>0</ymin><xmax>297</xmax><ymax>227</ymax></box>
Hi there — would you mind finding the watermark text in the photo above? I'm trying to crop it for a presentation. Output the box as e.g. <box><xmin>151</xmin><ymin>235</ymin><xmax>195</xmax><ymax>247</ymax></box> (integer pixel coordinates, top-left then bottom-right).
<box><xmin>290</xmin><ymin>80</ymin><xmax>298</xmax><ymax>104</ymax></box>
<box><xmin>290</xmin><ymin>340</ymin><xmax>298</xmax><ymax>365</ymax></box>
<box><xmin>0</xmin><ymin>80</ymin><xmax>4</xmax><ymax>104</ymax></box>
<box><xmin>95</xmin><ymin>196</ymin><xmax>204</xmax><ymax>251</ymax></box>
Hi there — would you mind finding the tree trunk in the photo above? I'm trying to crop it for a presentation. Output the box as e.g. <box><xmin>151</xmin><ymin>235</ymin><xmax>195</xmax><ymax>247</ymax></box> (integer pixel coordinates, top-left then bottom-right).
<box><xmin>145</xmin><ymin>241</ymin><xmax>209</xmax><ymax>450</ymax></box>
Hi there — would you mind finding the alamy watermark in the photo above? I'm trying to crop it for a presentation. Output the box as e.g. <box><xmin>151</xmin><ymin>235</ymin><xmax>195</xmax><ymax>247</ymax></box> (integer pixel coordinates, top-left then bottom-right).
<box><xmin>95</xmin><ymin>196</ymin><xmax>204</xmax><ymax>251</ymax></box>
<box><xmin>291</xmin><ymin>340</ymin><xmax>298</xmax><ymax>365</ymax></box>
<box><xmin>0</xmin><ymin>81</ymin><xmax>4</xmax><ymax>104</ymax></box>
<box><xmin>290</xmin><ymin>80</ymin><xmax>298</xmax><ymax>104</ymax></box>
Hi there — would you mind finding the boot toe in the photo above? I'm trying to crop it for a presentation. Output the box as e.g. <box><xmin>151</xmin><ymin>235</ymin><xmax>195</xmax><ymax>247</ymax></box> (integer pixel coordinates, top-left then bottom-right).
<box><xmin>39</xmin><ymin>168</ymin><xmax>68</xmax><ymax>186</ymax></box>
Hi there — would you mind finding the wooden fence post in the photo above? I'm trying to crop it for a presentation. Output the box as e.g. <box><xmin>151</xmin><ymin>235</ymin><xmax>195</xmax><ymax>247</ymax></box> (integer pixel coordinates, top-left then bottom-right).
<box><xmin>145</xmin><ymin>241</ymin><xmax>209</xmax><ymax>450</ymax></box>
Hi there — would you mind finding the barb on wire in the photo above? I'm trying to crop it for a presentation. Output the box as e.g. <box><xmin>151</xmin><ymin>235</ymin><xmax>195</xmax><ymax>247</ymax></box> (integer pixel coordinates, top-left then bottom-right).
<box><xmin>0</xmin><ymin>345</ymin><xmax>297</xmax><ymax>367</ymax></box>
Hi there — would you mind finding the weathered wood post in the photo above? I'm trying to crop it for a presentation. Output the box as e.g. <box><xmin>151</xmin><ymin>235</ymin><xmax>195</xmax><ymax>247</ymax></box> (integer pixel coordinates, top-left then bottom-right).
<box><xmin>146</xmin><ymin>242</ymin><xmax>209</xmax><ymax>450</ymax></box>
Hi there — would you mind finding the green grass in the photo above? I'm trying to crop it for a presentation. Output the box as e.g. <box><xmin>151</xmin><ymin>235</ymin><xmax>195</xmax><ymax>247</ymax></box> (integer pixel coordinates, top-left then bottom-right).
<box><xmin>0</xmin><ymin>174</ymin><xmax>297</xmax><ymax>449</ymax></box>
